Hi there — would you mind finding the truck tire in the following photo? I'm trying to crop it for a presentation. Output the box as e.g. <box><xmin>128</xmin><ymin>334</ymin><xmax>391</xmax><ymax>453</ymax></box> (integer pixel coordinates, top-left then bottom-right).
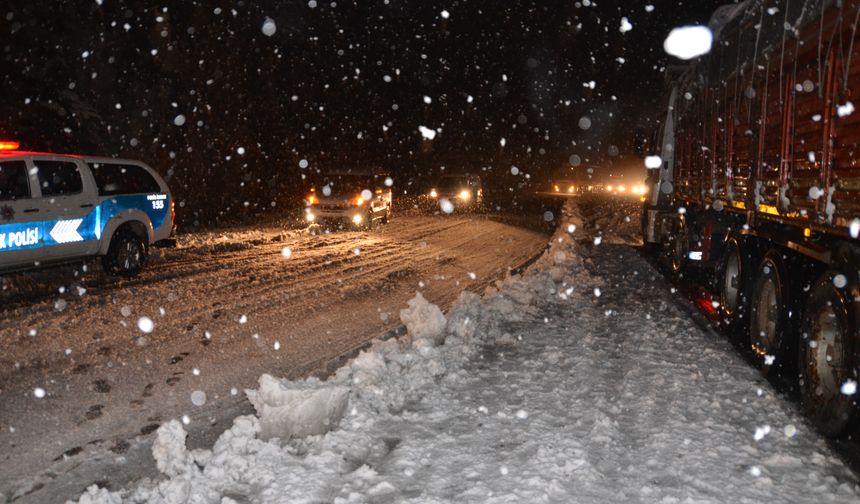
<box><xmin>749</xmin><ymin>251</ymin><xmax>793</xmax><ymax>375</ymax></box>
<box><xmin>718</xmin><ymin>236</ymin><xmax>755</xmax><ymax>340</ymax></box>
<box><xmin>799</xmin><ymin>270</ymin><xmax>859</xmax><ymax>437</ymax></box>
<box><xmin>102</xmin><ymin>229</ymin><xmax>146</xmax><ymax>277</ymax></box>
<box><xmin>666</xmin><ymin>217</ymin><xmax>688</xmax><ymax>278</ymax></box>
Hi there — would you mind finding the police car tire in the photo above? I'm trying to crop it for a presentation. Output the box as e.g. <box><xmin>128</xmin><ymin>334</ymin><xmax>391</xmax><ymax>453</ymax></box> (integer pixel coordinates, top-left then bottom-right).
<box><xmin>103</xmin><ymin>230</ymin><xmax>146</xmax><ymax>277</ymax></box>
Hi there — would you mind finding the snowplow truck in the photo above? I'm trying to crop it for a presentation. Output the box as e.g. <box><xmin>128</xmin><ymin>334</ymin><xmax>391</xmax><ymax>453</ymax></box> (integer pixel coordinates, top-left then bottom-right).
<box><xmin>642</xmin><ymin>0</ymin><xmax>860</xmax><ymax>437</ymax></box>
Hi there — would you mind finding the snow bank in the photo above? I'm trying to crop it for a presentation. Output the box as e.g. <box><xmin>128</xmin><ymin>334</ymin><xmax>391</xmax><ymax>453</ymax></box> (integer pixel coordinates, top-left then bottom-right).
<box><xmin>67</xmin><ymin>207</ymin><xmax>583</xmax><ymax>504</ymax></box>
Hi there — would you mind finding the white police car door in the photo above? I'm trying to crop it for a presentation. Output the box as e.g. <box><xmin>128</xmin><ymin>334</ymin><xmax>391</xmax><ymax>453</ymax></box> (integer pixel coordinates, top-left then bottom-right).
<box><xmin>0</xmin><ymin>159</ymin><xmax>42</xmax><ymax>269</ymax></box>
<box><xmin>30</xmin><ymin>157</ymin><xmax>98</xmax><ymax>260</ymax></box>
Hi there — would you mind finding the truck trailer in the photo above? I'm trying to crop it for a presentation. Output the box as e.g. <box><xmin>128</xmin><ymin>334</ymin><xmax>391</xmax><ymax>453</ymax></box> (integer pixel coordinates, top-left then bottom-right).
<box><xmin>643</xmin><ymin>0</ymin><xmax>860</xmax><ymax>436</ymax></box>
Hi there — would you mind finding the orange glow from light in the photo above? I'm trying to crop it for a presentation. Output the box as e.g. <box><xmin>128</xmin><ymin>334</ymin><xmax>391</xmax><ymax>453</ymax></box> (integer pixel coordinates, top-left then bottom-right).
<box><xmin>354</xmin><ymin>196</ymin><xmax>365</xmax><ymax>206</ymax></box>
<box><xmin>0</xmin><ymin>141</ymin><xmax>20</xmax><ymax>150</ymax></box>
<box><xmin>307</xmin><ymin>194</ymin><xmax>318</xmax><ymax>205</ymax></box>
<box><xmin>803</xmin><ymin>227</ymin><xmax>812</xmax><ymax>238</ymax></box>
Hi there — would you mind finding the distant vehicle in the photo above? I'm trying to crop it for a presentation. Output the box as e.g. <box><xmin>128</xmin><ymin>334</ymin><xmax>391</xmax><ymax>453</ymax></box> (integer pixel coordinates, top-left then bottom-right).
<box><xmin>601</xmin><ymin>175</ymin><xmax>647</xmax><ymax>197</ymax></box>
<box><xmin>427</xmin><ymin>174</ymin><xmax>483</xmax><ymax>210</ymax></box>
<box><xmin>550</xmin><ymin>180</ymin><xmax>580</xmax><ymax>195</ymax></box>
<box><xmin>304</xmin><ymin>172</ymin><xmax>392</xmax><ymax>229</ymax></box>
<box><xmin>0</xmin><ymin>142</ymin><xmax>175</xmax><ymax>277</ymax></box>
<box><xmin>643</xmin><ymin>1</ymin><xmax>860</xmax><ymax>436</ymax></box>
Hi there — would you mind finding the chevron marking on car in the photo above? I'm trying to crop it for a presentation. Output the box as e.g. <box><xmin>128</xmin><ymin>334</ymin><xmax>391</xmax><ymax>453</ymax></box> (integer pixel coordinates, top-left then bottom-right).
<box><xmin>49</xmin><ymin>219</ymin><xmax>84</xmax><ymax>244</ymax></box>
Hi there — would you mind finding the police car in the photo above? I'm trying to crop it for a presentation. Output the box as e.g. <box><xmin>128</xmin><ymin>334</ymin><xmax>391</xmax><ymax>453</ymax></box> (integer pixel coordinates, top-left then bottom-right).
<box><xmin>0</xmin><ymin>141</ymin><xmax>174</xmax><ymax>277</ymax></box>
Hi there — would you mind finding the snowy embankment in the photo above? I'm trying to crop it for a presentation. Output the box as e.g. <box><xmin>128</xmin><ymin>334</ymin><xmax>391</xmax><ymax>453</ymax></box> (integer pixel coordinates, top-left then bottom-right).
<box><xmin>73</xmin><ymin>200</ymin><xmax>860</xmax><ymax>504</ymax></box>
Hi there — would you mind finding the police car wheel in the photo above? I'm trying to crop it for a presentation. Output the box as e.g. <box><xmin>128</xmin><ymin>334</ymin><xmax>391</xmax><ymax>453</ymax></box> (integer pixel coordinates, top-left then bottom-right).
<box><xmin>103</xmin><ymin>231</ymin><xmax>146</xmax><ymax>277</ymax></box>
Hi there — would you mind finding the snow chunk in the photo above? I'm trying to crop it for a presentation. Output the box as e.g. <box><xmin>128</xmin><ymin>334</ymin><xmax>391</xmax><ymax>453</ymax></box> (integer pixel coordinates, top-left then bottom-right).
<box><xmin>246</xmin><ymin>374</ymin><xmax>349</xmax><ymax>441</ymax></box>
<box><xmin>400</xmin><ymin>292</ymin><xmax>447</xmax><ymax>345</ymax></box>
<box><xmin>841</xmin><ymin>380</ymin><xmax>857</xmax><ymax>396</ymax></box>
<box><xmin>152</xmin><ymin>420</ymin><xmax>192</xmax><ymax>477</ymax></box>
<box><xmin>173</xmin><ymin>114</ymin><xmax>186</xmax><ymax>126</ymax></box>
<box><xmin>74</xmin><ymin>485</ymin><xmax>122</xmax><ymax>504</ymax></box>
<box><xmin>664</xmin><ymin>25</ymin><xmax>713</xmax><ymax>60</ymax></box>
<box><xmin>619</xmin><ymin>17</ymin><xmax>632</xmax><ymax>33</ymax></box>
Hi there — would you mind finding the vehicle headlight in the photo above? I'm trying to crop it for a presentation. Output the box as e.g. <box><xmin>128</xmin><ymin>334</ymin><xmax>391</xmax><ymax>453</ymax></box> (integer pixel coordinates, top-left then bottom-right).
<box><xmin>305</xmin><ymin>209</ymin><xmax>316</xmax><ymax>222</ymax></box>
<box><xmin>354</xmin><ymin>196</ymin><xmax>365</xmax><ymax>206</ymax></box>
<box><xmin>306</xmin><ymin>194</ymin><xmax>318</xmax><ymax>205</ymax></box>
<box><xmin>430</xmin><ymin>189</ymin><xmax>438</xmax><ymax>198</ymax></box>
<box><xmin>459</xmin><ymin>189</ymin><xmax>472</xmax><ymax>200</ymax></box>
<box><xmin>352</xmin><ymin>214</ymin><xmax>363</xmax><ymax>224</ymax></box>
<box><xmin>568</xmin><ymin>185</ymin><xmax>575</xmax><ymax>193</ymax></box>
<box><xmin>553</xmin><ymin>185</ymin><xmax>560</xmax><ymax>192</ymax></box>
<box><xmin>606</xmin><ymin>185</ymin><xmax>614</xmax><ymax>192</ymax></box>
<box><xmin>618</xmin><ymin>185</ymin><xmax>626</xmax><ymax>193</ymax></box>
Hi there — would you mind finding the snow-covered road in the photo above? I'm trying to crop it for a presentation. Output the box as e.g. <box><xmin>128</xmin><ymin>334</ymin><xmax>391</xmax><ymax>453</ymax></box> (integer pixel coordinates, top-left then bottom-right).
<box><xmin>67</xmin><ymin>198</ymin><xmax>859</xmax><ymax>504</ymax></box>
<box><xmin>0</xmin><ymin>213</ymin><xmax>549</xmax><ymax>503</ymax></box>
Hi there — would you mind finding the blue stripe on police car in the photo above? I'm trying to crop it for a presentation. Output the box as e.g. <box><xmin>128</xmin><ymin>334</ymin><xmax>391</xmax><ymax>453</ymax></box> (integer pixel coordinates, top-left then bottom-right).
<box><xmin>0</xmin><ymin>193</ymin><xmax>169</xmax><ymax>253</ymax></box>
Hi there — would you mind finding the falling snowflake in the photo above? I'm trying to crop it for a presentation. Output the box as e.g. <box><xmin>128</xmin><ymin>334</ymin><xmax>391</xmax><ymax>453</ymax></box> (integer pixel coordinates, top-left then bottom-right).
<box><xmin>138</xmin><ymin>317</ymin><xmax>154</xmax><ymax>333</ymax></box>
<box><xmin>440</xmin><ymin>199</ymin><xmax>454</xmax><ymax>214</ymax></box>
<box><xmin>191</xmin><ymin>390</ymin><xmax>207</xmax><ymax>406</ymax></box>
<box><xmin>418</xmin><ymin>126</ymin><xmax>437</xmax><ymax>140</ymax></box>
<box><xmin>664</xmin><ymin>25</ymin><xmax>713</xmax><ymax>60</ymax></box>
<box><xmin>262</xmin><ymin>17</ymin><xmax>277</xmax><ymax>36</ymax></box>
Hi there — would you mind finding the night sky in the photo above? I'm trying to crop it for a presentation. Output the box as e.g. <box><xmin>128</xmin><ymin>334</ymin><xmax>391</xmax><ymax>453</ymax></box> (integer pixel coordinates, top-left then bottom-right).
<box><xmin>0</xmin><ymin>0</ymin><xmax>726</xmax><ymax>225</ymax></box>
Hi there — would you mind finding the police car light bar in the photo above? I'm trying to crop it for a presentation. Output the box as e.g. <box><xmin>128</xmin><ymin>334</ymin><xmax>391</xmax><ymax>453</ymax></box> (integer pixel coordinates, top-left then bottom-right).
<box><xmin>0</xmin><ymin>141</ymin><xmax>20</xmax><ymax>150</ymax></box>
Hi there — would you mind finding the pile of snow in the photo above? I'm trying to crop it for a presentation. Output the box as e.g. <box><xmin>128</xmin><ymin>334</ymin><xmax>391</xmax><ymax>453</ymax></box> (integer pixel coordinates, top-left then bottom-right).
<box><xmin>246</xmin><ymin>374</ymin><xmax>349</xmax><ymax>440</ymax></box>
<box><xmin>398</xmin><ymin>291</ymin><xmax>446</xmax><ymax>346</ymax></box>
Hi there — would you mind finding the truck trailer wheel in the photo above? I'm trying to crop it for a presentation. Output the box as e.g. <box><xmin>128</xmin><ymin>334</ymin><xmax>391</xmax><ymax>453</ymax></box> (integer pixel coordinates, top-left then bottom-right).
<box><xmin>749</xmin><ymin>252</ymin><xmax>793</xmax><ymax>375</ymax></box>
<box><xmin>718</xmin><ymin>236</ymin><xmax>755</xmax><ymax>340</ymax></box>
<box><xmin>665</xmin><ymin>217</ymin><xmax>688</xmax><ymax>278</ymax></box>
<box><xmin>102</xmin><ymin>230</ymin><xmax>147</xmax><ymax>277</ymax></box>
<box><xmin>799</xmin><ymin>271</ymin><xmax>859</xmax><ymax>437</ymax></box>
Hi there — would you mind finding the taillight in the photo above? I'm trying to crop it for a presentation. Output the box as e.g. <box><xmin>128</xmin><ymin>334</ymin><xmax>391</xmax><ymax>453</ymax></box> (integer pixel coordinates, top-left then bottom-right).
<box><xmin>171</xmin><ymin>199</ymin><xmax>176</xmax><ymax>223</ymax></box>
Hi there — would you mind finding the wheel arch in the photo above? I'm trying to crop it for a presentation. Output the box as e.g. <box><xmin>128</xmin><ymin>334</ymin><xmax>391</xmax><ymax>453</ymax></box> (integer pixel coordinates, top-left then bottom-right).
<box><xmin>98</xmin><ymin>213</ymin><xmax>154</xmax><ymax>255</ymax></box>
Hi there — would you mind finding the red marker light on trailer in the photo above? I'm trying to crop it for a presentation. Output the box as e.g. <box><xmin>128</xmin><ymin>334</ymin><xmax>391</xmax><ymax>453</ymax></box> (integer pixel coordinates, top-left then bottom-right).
<box><xmin>0</xmin><ymin>141</ymin><xmax>20</xmax><ymax>150</ymax></box>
